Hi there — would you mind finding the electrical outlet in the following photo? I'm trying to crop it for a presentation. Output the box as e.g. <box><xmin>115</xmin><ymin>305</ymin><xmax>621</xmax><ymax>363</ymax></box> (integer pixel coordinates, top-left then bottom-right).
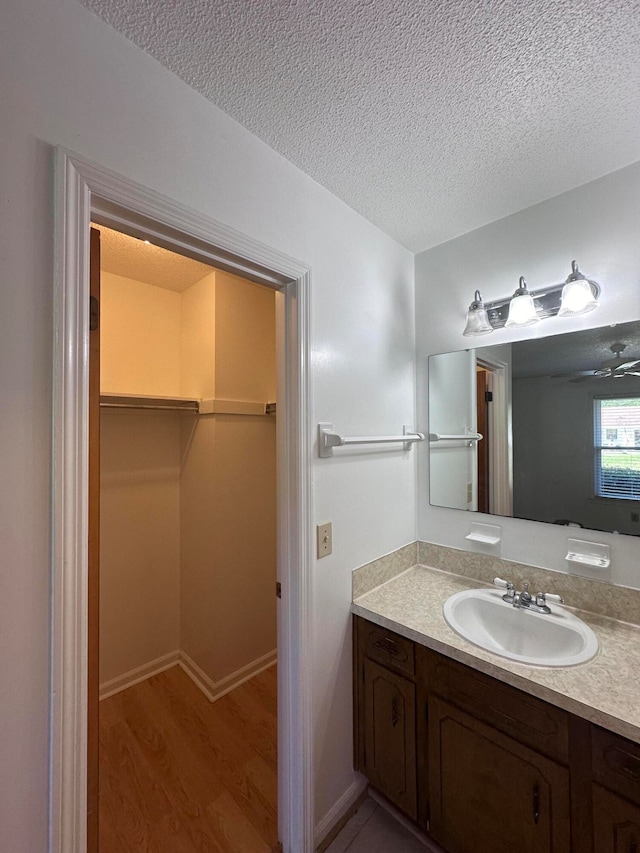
<box><xmin>317</xmin><ymin>522</ymin><xmax>332</xmax><ymax>558</ymax></box>
<box><xmin>467</xmin><ymin>483</ymin><xmax>473</xmax><ymax>503</ymax></box>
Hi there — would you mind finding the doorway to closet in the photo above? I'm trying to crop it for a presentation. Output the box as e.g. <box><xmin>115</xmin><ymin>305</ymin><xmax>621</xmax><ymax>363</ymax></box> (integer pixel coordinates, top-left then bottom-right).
<box><xmin>53</xmin><ymin>151</ymin><xmax>312</xmax><ymax>853</ymax></box>
<box><xmin>92</xmin><ymin>223</ymin><xmax>279</xmax><ymax>851</ymax></box>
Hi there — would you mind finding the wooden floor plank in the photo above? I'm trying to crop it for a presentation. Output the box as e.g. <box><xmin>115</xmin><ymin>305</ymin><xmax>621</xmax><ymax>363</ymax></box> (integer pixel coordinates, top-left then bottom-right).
<box><xmin>245</xmin><ymin>755</ymin><xmax>278</xmax><ymax>812</ymax></box>
<box><xmin>99</xmin><ymin>664</ymin><xmax>278</xmax><ymax>852</ymax></box>
<box><xmin>120</xmin><ymin>683</ymin><xmax>224</xmax><ymax>817</ymax></box>
<box><xmin>206</xmin><ymin>790</ymin><xmax>273</xmax><ymax>853</ymax></box>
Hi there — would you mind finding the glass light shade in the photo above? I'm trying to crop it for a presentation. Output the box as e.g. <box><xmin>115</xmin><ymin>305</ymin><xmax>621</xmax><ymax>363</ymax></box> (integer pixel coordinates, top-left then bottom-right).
<box><xmin>505</xmin><ymin>292</ymin><xmax>539</xmax><ymax>327</ymax></box>
<box><xmin>558</xmin><ymin>279</ymin><xmax>598</xmax><ymax>316</ymax></box>
<box><xmin>463</xmin><ymin>290</ymin><xmax>493</xmax><ymax>336</ymax></box>
<box><xmin>463</xmin><ymin>306</ymin><xmax>493</xmax><ymax>336</ymax></box>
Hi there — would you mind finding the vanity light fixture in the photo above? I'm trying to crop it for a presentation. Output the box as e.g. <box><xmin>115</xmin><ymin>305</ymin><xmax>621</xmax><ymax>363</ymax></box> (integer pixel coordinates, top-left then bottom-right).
<box><xmin>462</xmin><ymin>260</ymin><xmax>601</xmax><ymax>336</ymax></box>
<box><xmin>462</xmin><ymin>290</ymin><xmax>493</xmax><ymax>336</ymax></box>
<box><xmin>505</xmin><ymin>277</ymin><xmax>539</xmax><ymax>328</ymax></box>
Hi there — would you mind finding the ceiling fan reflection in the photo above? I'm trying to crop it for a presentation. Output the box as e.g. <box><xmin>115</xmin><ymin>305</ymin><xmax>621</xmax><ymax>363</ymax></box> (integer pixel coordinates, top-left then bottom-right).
<box><xmin>551</xmin><ymin>343</ymin><xmax>640</xmax><ymax>382</ymax></box>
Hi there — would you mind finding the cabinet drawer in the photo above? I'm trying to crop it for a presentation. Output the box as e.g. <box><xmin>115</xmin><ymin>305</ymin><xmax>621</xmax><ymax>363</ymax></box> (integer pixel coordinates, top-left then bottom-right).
<box><xmin>422</xmin><ymin>649</ymin><xmax>569</xmax><ymax>762</ymax></box>
<box><xmin>592</xmin><ymin>726</ymin><xmax>640</xmax><ymax>804</ymax></box>
<box><xmin>358</xmin><ymin>617</ymin><xmax>415</xmax><ymax>678</ymax></box>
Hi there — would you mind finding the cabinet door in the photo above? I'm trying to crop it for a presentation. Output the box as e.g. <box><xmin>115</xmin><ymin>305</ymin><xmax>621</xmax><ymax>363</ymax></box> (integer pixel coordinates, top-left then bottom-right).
<box><xmin>428</xmin><ymin>696</ymin><xmax>570</xmax><ymax>853</ymax></box>
<box><xmin>593</xmin><ymin>784</ymin><xmax>640</xmax><ymax>853</ymax></box>
<box><xmin>362</xmin><ymin>657</ymin><xmax>417</xmax><ymax>819</ymax></box>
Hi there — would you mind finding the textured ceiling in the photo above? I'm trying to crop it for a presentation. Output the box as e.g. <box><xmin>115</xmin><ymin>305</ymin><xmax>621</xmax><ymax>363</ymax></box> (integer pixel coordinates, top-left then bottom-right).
<box><xmin>511</xmin><ymin>319</ymin><xmax>640</xmax><ymax>379</ymax></box>
<box><xmin>94</xmin><ymin>224</ymin><xmax>214</xmax><ymax>291</ymax></box>
<box><xmin>80</xmin><ymin>0</ymin><xmax>640</xmax><ymax>252</ymax></box>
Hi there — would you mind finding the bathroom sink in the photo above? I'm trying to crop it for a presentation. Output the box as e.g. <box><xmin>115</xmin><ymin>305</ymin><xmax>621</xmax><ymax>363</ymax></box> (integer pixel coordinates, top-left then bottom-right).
<box><xmin>443</xmin><ymin>588</ymin><xmax>598</xmax><ymax>667</ymax></box>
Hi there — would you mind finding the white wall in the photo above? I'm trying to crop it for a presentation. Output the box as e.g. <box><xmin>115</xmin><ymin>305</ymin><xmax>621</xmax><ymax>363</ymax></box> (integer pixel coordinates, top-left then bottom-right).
<box><xmin>416</xmin><ymin>161</ymin><xmax>640</xmax><ymax>589</ymax></box>
<box><xmin>0</xmin><ymin>1</ymin><xmax>415</xmax><ymax>848</ymax></box>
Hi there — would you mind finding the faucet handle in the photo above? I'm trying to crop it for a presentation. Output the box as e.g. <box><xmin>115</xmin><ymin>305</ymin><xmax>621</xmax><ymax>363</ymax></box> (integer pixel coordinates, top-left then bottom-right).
<box><xmin>535</xmin><ymin>591</ymin><xmax>565</xmax><ymax>606</ymax></box>
<box><xmin>494</xmin><ymin>577</ymin><xmax>515</xmax><ymax>601</ymax></box>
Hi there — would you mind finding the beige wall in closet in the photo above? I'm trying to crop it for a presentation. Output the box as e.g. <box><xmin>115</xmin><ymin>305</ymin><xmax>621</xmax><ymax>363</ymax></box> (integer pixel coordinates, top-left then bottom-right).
<box><xmin>99</xmin><ymin>261</ymin><xmax>276</xmax><ymax>695</ymax></box>
<box><xmin>181</xmin><ymin>271</ymin><xmax>277</xmax><ymax>684</ymax></box>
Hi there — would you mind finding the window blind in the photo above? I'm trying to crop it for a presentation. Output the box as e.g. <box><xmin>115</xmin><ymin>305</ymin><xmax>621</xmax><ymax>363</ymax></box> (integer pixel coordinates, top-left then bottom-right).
<box><xmin>594</xmin><ymin>397</ymin><xmax>640</xmax><ymax>500</ymax></box>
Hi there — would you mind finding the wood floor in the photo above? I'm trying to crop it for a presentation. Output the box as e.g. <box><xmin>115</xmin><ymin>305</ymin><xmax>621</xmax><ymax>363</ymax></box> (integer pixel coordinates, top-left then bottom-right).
<box><xmin>99</xmin><ymin>664</ymin><xmax>278</xmax><ymax>852</ymax></box>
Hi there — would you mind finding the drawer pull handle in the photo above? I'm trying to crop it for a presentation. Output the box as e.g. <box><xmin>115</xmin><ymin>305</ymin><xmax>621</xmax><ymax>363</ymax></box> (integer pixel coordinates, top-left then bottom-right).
<box><xmin>620</xmin><ymin>758</ymin><xmax>640</xmax><ymax>780</ymax></box>
<box><xmin>532</xmin><ymin>784</ymin><xmax>540</xmax><ymax>824</ymax></box>
<box><xmin>391</xmin><ymin>696</ymin><xmax>399</xmax><ymax>727</ymax></box>
<box><xmin>606</xmin><ymin>747</ymin><xmax>640</xmax><ymax>780</ymax></box>
<box><xmin>489</xmin><ymin>705</ymin><xmax>519</xmax><ymax>727</ymax></box>
<box><xmin>374</xmin><ymin>638</ymin><xmax>399</xmax><ymax>657</ymax></box>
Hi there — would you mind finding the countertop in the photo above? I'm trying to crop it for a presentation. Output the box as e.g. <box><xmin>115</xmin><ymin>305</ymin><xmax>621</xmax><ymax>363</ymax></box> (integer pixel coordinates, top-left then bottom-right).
<box><xmin>352</xmin><ymin>564</ymin><xmax>640</xmax><ymax>745</ymax></box>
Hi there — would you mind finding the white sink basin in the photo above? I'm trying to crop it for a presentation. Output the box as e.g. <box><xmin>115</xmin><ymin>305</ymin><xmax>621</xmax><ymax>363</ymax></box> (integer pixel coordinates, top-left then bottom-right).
<box><xmin>443</xmin><ymin>588</ymin><xmax>599</xmax><ymax>667</ymax></box>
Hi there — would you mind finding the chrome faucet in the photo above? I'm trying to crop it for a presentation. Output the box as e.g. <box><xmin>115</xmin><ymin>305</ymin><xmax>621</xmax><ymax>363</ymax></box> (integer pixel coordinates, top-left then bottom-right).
<box><xmin>519</xmin><ymin>582</ymin><xmax>533</xmax><ymax>608</ymax></box>
<box><xmin>493</xmin><ymin>578</ymin><xmax>564</xmax><ymax>614</ymax></box>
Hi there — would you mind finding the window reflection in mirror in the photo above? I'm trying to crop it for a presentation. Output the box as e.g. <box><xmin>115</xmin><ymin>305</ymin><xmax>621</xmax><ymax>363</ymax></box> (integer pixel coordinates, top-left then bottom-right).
<box><xmin>428</xmin><ymin>319</ymin><xmax>640</xmax><ymax>535</ymax></box>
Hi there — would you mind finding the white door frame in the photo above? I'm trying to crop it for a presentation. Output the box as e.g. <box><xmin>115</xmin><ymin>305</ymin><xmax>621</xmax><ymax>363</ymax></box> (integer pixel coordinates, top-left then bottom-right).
<box><xmin>477</xmin><ymin>354</ymin><xmax>513</xmax><ymax>517</ymax></box>
<box><xmin>50</xmin><ymin>149</ymin><xmax>313</xmax><ymax>853</ymax></box>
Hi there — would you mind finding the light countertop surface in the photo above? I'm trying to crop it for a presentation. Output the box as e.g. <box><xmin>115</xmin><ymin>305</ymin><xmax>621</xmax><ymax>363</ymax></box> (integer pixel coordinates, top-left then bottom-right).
<box><xmin>352</xmin><ymin>564</ymin><xmax>640</xmax><ymax>745</ymax></box>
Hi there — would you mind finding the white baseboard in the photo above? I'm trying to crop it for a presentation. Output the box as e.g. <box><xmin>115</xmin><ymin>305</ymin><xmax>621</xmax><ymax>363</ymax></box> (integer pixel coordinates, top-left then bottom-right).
<box><xmin>99</xmin><ymin>650</ymin><xmax>181</xmax><ymax>700</ymax></box>
<box><xmin>314</xmin><ymin>774</ymin><xmax>369</xmax><ymax>848</ymax></box>
<box><xmin>99</xmin><ymin>647</ymin><xmax>277</xmax><ymax>703</ymax></box>
<box><xmin>179</xmin><ymin>648</ymin><xmax>277</xmax><ymax>703</ymax></box>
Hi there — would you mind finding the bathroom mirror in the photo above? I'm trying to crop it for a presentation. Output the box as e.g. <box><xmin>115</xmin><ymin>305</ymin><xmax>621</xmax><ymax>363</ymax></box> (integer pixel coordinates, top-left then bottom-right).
<box><xmin>428</xmin><ymin>319</ymin><xmax>640</xmax><ymax>535</ymax></box>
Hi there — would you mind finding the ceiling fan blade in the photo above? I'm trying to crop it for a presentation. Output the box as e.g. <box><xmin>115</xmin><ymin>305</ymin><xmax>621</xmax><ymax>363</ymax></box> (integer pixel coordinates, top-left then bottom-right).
<box><xmin>551</xmin><ymin>370</ymin><xmax>595</xmax><ymax>379</ymax></box>
<box><xmin>600</xmin><ymin>356</ymin><xmax>640</xmax><ymax>369</ymax></box>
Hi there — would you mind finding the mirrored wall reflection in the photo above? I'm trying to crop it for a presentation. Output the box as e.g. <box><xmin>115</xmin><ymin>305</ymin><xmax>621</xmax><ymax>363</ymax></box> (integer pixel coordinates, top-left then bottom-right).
<box><xmin>428</xmin><ymin>319</ymin><xmax>640</xmax><ymax>535</ymax></box>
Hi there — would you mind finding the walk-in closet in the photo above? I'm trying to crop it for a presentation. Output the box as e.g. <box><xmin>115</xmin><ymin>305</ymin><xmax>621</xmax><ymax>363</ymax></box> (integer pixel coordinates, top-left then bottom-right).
<box><xmin>94</xmin><ymin>224</ymin><xmax>278</xmax><ymax>851</ymax></box>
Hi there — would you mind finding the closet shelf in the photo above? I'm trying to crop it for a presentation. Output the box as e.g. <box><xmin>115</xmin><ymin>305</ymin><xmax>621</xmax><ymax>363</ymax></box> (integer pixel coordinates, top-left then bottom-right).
<box><xmin>100</xmin><ymin>393</ymin><xmax>277</xmax><ymax>416</ymax></box>
<box><xmin>199</xmin><ymin>399</ymin><xmax>276</xmax><ymax>416</ymax></box>
<box><xmin>100</xmin><ymin>393</ymin><xmax>199</xmax><ymax>412</ymax></box>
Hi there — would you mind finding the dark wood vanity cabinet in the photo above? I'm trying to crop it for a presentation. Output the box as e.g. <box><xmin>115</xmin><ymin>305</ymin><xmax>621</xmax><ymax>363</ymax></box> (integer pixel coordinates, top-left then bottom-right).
<box><xmin>353</xmin><ymin>617</ymin><xmax>418</xmax><ymax>820</ymax></box>
<box><xmin>353</xmin><ymin>614</ymin><xmax>640</xmax><ymax>853</ymax></box>
<box><xmin>424</xmin><ymin>649</ymin><xmax>571</xmax><ymax>853</ymax></box>
<box><xmin>428</xmin><ymin>696</ymin><xmax>570</xmax><ymax>853</ymax></box>
<box><xmin>591</xmin><ymin>726</ymin><xmax>640</xmax><ymax>852</ymax></box>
